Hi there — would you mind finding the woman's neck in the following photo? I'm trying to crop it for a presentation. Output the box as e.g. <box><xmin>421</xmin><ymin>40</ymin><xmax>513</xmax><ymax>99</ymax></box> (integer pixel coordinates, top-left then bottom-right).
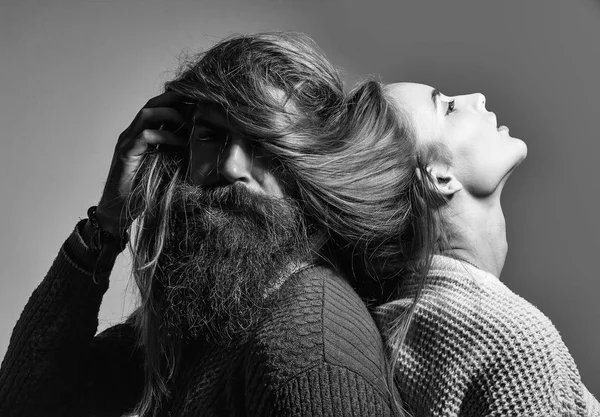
<box><xmin>440</xmin><ymin>192</ymin><xmax>508</xmax><ymax>277</ymax></box>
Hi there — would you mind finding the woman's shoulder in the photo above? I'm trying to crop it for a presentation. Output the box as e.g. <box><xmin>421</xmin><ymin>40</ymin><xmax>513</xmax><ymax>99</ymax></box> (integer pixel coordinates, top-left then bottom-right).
<box><xmin>375</xmin><ymin>256</ymin><xmax>590</xmax><ymax>416</ymax></box>
<box><xmin>376</xmin><ymin>255</ymin><xmax>561</xmax><ymax>349</ymax></box>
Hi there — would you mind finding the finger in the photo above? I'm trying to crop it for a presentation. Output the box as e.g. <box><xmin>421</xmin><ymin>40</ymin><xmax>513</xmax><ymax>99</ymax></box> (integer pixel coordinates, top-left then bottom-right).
<box><xmin>144</xmin><ymin>91</ymin><xmax>186</xmax><ymax>109</ymax></box>
<box><xmin>128</xmin><ymin>129</ymin><xmax>188</xmax><ymax>156</ymax></box>
<box><xmin>146</xmin><ymin>92</ymin><xmax>197</xmax><ymax>122</ymax></box>
<box><xmin>126</xmin><ymin>107</ymin><xmax>188</xmax><ymax>138</ymax></box>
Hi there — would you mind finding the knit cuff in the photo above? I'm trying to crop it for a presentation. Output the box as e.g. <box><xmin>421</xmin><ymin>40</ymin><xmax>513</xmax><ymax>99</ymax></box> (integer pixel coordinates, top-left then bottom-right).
<box><xmin>63</xmin><ymin>219</ymin><xmax>120</xmax><ymax>277</ymax></box>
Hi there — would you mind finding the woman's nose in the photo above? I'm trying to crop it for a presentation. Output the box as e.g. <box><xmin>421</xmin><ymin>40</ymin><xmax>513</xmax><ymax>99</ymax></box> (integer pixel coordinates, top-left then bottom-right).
<box><xmin>472</xmin><ymin>92</ymin><xmax>486</xmax><ymax>110</ymax></box>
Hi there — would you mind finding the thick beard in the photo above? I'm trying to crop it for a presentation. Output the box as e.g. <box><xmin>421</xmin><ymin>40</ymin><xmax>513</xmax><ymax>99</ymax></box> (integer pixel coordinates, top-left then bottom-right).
<box><xmin>151</xmin><ymin>182</ymin><xmax>313</xmax><ymax>345</ymax></box>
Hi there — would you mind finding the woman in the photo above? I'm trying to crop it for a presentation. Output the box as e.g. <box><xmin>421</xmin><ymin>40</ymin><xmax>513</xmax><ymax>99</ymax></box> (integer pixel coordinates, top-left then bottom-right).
<box><xmin>341</xmin><ymin>80</ymin><xmax>600</xmax><ymax>416</ymax></box>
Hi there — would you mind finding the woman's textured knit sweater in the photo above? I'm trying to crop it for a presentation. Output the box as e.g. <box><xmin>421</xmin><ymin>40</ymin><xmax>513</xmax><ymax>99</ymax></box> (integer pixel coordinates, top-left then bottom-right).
<box><xmin>0</xmin><ymin>221</ymin><xmax>397</xmax><ymax>416</ymax></box>
<box><xmin>374</xmin><ymin>255</ymin><xmax>599</xmax><ymax>417</ymax></box>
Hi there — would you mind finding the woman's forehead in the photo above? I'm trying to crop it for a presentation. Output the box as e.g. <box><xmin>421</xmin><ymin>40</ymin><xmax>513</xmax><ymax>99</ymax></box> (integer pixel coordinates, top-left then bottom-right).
<box><xmin>385</xmin><ymin>82</ymin><xmax>435</xmax><ymax>112</ymax></box>
<box><xmin>385</xmin><ymin>82</ymin><xmax>440</xmax><ymax>142</ymax></box>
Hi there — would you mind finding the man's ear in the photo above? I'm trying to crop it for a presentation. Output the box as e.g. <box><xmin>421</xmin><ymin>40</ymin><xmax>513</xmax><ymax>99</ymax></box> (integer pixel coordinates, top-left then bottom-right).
<box><xmin>421</xmin><ymin>162</ymin><xmax>463</xmax><ymax>197</ymax></box>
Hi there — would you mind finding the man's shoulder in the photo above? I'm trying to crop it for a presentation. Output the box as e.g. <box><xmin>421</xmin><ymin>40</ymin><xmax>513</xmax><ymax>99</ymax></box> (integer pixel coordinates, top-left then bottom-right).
<box><xmin>262</xmin><ymin>264</ymin><xmax>384</xmax><ymax>352</ymax></box>
<box><xmin>247</xmin><ymin>265</ymin><xmax>388</xmax><ymax>390</ymax></box>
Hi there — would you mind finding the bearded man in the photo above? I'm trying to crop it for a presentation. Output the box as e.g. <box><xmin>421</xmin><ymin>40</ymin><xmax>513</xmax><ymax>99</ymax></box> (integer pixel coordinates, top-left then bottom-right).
<box><xmin>0</xmin><ymin>33</ymin><xmax>398</xmax><ymax>416</ymax></box>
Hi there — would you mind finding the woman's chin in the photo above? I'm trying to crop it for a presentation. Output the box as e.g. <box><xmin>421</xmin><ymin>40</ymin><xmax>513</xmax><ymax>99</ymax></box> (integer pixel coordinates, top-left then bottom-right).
<box><xmin>514</xmin><ymin>138</ymin><xmax>528</xmax><ymax>163</ymax></box>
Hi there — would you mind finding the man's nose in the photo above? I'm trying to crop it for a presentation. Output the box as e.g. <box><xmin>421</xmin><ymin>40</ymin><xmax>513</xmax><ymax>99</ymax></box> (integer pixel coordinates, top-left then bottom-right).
<box><xmin>218</xmin><ymin>135</ymin><xmax>254</xmax><ymax>185</ymax></box>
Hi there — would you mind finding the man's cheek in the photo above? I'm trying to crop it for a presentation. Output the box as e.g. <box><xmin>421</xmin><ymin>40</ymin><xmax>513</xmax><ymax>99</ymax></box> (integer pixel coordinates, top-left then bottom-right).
<box><xmin>260</xmin><ymin>175</ymin><xmax>286</xmax><ymax>199</ymax></box>
<box><xmin>190</xmin><ymin>160</ymin><xmax>218</xmax><ymax>185</ymax></box>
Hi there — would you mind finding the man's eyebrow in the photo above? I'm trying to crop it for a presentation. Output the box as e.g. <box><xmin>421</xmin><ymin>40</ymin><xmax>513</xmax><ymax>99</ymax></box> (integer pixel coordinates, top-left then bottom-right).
<box><xmin>431</xmin><ymin>88</ymin><xmax>441</xmax><ymax>113</ymax></box>
<box><xmin>193</xmin><ymin>115</ymin><xmax>228</xmax><ymax>131</ymax></box>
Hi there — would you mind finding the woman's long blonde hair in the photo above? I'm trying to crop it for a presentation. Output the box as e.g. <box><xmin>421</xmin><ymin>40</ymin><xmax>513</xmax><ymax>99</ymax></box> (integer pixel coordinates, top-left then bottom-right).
<box><xmin>338</xmin><ymin>79</ymin><xmax>450</xmax><ymax>415</ymax></box>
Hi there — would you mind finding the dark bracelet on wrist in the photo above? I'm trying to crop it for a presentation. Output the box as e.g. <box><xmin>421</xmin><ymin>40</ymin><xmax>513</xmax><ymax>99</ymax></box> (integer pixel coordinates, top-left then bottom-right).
<box><xmin>87</xmin><ymin>206</ymin><xmax>129</xmax><ymax>253</ymax></box>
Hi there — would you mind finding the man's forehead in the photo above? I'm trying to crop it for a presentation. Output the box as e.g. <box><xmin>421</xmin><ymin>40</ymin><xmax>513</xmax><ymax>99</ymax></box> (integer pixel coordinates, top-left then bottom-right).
<box><xmin>192</xmin><ymin>104</ymin><xmax>238</xmax><ymax>131</ymax></box>
<box><xmin>192</xmin><ymin>103</ymin><xmax>225</xmax><ymax>122</ymax></box>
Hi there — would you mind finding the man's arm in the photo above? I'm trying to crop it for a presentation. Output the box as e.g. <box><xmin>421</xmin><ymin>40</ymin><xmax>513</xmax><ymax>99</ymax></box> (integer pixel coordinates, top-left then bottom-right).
<box><xmin>0</xmin><ymin>221</ymin><xmax>143</xmax><ymax>417</ymax></box>
<box><xmin>267</xmin><ymin>364</ymin><xmax>396</xmax><ymax>417</ymax></box>
<box><xmin>245</xmin><ymin>266</ymin><xmax>399</xmax><ymax>417</ymax></box>
<box><xmin>0</xmin><ymin>92</ymin><xmax>190</xmax><ymax>416</ymax></box>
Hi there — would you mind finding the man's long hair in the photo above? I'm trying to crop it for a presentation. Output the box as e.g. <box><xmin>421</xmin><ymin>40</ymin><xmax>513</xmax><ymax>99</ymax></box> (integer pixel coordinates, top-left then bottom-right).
<box><xmin>124</xmin><ymin>32</ymin><xmax>405</xmax><ymax>416</ymax></box>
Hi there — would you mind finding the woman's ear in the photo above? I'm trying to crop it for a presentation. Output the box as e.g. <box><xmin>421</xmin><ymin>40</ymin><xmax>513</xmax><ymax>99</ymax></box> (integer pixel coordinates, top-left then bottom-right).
<box><xmin>418</xmin><ymin>163</ymin><xmax>463</xmax><ymax>197</ymax></box>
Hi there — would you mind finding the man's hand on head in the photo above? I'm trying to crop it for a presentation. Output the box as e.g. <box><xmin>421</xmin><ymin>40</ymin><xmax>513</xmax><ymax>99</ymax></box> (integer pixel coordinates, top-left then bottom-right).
<box><xmin>95</xmin><ymin>92</ymin><xmax>189</xmax><ymax>238</ymax></box>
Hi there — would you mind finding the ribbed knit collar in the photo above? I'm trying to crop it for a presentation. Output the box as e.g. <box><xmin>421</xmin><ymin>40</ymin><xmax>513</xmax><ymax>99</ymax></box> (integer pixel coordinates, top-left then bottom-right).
<box><xmin>430</xmin><ymin>254</ymin><xmax>499</xmax><ymax>283</ymax></box>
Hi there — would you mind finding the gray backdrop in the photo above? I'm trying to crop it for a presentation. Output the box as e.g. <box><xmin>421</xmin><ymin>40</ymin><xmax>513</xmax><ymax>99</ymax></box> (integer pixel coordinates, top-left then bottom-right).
<box><xmin>1</xmin><ymin>0</ymin><xmax>599</xmax><ymax>395</ymax></box>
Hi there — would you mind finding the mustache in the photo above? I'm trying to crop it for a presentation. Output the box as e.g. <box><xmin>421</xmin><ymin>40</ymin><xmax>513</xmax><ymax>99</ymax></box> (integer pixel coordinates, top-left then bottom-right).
<box><xmin>171</xmin><ymin>182</ymin><xmax>299</xmax><ymax>229</ymax></box>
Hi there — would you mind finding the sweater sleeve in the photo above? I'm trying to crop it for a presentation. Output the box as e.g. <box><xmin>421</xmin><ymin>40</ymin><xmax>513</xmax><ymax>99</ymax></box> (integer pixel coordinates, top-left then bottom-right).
<box><xmin>583</xmin><ymin>387</ymin><xmax>600</xmax><ymax>416</ymax></box>
<box><xmin>438</xmin><ymin>276</ymin><xmax>600</xmax><ymax>417</ymax></box>
<box><xmin>465</xmin><ymin>297</ymin><xmax>600</xmax><ymax>417</ymax></box>
<box><xmin>246</xmin><ymin>266</ymin><xmax>398</xmax><ymax>417</ymax></box>
<box><xmin>0</xmin><ymin>220</ymin><xmax>144</xmax><ymax>417</ymax></box>
<box><xmin>267</xmin><ymin>363</ymin><xmax>395</xmax><ymax>417</ymax></box>
<box><xmin>375</xmin><ymin>260</ymin><xmax>600</xmax><ymax>417</ymax></box>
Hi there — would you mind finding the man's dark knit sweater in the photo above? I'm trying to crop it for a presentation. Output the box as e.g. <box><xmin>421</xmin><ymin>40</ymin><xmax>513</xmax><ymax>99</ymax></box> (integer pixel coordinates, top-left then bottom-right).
<box><xmin>0</xmin><ymin>221</ymin><xmax>396</xmax><ymax>416</ymax></box>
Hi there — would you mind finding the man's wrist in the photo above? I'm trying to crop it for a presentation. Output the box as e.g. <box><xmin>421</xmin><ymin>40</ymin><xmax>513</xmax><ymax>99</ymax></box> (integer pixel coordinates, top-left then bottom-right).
<box><xmin>81</xmin><ymin>218</ymin><xmax>95</xmax><ymax>247</ymax></box>
<box><xmin>86</xmin><ymin>206</ymin><xmax>129</xmax><ymax>253</ymax></box>
<box><xmin>94</xmin><ymin>205</ymin><xmax>121</xmax><ymax>238</ymax></box>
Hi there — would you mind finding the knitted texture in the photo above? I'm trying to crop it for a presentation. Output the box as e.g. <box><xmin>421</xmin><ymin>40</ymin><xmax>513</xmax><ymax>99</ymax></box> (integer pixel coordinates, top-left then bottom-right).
<box><xmin>374</xmin><ymin>255</ymin><xmax>600</xmax><ymax>417</ymax></box>
<box><xmin>0</xmin><ymin>221</ymin><xmax>395</xmax><ymax>417</ymax></box>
